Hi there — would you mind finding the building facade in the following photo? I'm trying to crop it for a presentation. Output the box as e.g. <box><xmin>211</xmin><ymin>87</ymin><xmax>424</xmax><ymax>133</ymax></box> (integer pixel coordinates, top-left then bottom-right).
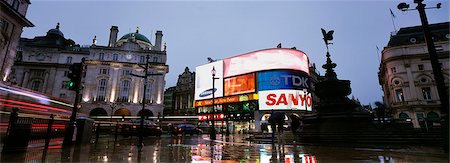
<box><xmin>378</xmin><ymin>22</ymin><xmax>449</xmax><ymax>128</ymax></box>
<box><xmin>0</xmin><ymin>0</ymin><xmax>33</xmax><ymax>82</ymax></box>
<box><xmin>163</xmin><ymin>67</ymin><xmax>196</xmax><ymax>116</ymax></box>
<box><xmin>12</xmin><ymin>24</ymin><xmax>169</xmax><ymax>118</ymax></box>
<box><xmin>194</xmin><ymin>48</ymin><xmax>320</xmax><ymax>133</ymax></box>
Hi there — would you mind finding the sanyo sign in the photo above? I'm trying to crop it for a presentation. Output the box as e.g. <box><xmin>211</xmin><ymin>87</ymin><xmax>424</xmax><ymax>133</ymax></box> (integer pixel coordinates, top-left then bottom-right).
<box><xmin>258</xmin><ymin>90</ymin><xmax>312</xmax><ymax>111</ymax></box>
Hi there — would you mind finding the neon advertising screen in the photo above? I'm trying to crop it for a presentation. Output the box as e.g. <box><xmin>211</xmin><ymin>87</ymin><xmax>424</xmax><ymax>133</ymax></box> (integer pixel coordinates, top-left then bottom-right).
<box><xmin>223</xmin><ymin>49</ymin><xmax>309</xmax><ymax>78</ymax></box>
<box><xmin>194</xmin><ymin>61</ymin><xmax>224</xmax><ymax>100</ymax></box>
<box><xmin>224</xmin><ymin>73</ymin><xmax>256</xmax><ymax>96</ymax></box>
<box><xmin>258</xmin><ymin>89</ymin><xmax>312</xmax><ymax>111</ymax></box>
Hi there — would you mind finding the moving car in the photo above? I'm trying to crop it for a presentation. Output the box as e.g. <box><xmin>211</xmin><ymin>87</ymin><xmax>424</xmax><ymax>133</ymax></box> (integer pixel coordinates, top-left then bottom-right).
<box><xmin>171</xmin><ymin>124</ymin><xmax>202</xmax><ymax>136</ymax></box>
<box><xmin>121</xmin><ymin>120</ymin><xmax>162</xmax><ymax>137</ymax></box>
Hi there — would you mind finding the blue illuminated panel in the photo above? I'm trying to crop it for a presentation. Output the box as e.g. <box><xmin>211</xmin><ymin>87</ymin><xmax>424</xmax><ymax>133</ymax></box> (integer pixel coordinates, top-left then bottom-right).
<box><xmin>257</xmin><ymin>70</ymin><xmax>310</xmax><ymax>91</ymax></box>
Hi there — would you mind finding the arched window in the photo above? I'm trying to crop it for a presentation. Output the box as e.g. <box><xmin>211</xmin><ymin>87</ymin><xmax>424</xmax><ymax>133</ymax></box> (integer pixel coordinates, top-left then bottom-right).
<box><xmin>31</xmin><ymin>80</ymin><xmax>41</xmax><ymax>91</ymax></box>
<box><xmin>66</xmin><ymin>56</ymin><xmax>72</xmax><ymax>64</ymax></box>
<box><xmin>113</xmin><ymin>54</ymin><xmax>118</xmax><ymax>61</ymax></box>
<box><xmin>118</xmin><ymin>80</ymin><xmax>131</xmax><ymax>102</ymax></box>
<box><xmin>98</xmin><ymin>53</ymin><xmax>105</xmax><ymax>60</ymax></box>
<box><xmin>96</xmin><ymin>79</ymin><xmax>108</xmax><ymax>101</ymax></box>
<box><xmin>90</xmin><ymin>108</ymin><xmax>108</xmax><ymax>116</ymax></box>
<box><xmin>399</xmin><ymin>113</ymin><xmax>409</xmax><ymax>119</ymax></box>
<box><xmin>427</xmin><ymin>112</ymin><xmax>440</xmax><ymax>121</ymax></box>
<box><xmin>140</xmin><ymin>56</ymin><xmax>145</xmax><ymax>63</ymax></box>
<box><xmin>144</xmin><ymin>80</ymin><xmax>153</xmax><ymax>103</ymax></box>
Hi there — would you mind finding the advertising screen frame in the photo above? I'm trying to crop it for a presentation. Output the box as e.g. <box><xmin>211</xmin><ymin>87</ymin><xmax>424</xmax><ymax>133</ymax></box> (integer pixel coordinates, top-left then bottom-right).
<box><xmin>194</xmin><ymin>61</ymin><xmax>224</xmax><ymax>100</ymax></box>
<box><xmin>258</xmin><ymin>89</ymin><xmax>312</xmax><ymax>111</ymax></box>
<box><xmin>224</xmin><ymin>73</ymin><xmax>256</xmax><ymax>96</ymax></box>
<box><xmin>223</xmin><ymin>48</ymin><xmax>309</xmax><ymax>78</ymax></box>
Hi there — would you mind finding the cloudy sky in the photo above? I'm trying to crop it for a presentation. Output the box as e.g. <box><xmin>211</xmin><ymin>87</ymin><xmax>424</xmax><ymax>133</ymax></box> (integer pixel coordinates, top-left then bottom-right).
<box><xmin>21</xmin><ymin>0</ymin><xmax>449</xmax><ymax>105</ymax></box>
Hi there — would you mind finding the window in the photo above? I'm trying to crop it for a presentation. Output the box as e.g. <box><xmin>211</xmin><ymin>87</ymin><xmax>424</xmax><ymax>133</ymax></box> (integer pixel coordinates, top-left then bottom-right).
<box><xmin>118</xmin><ymin>80</ymin><xmax>131</xmax><ymax>102</ymax></box>
<box><xmin>99</xmin><ymin>68</ymin><xmax>109</xmax><ymax>75</ymax></box>
<box><xmin>66</xmin><ymin>56</ymin><xmax>72</xmax><ymax>64</ymax></box>
<box><xmin>0</xmin><ymin>19</ymin><xmax>9</xmax><ymax>33</ymax></box>
<box><xmin>122</xmin><ymin>70</ymin><xmax>131</xmax><ymax>76</ymax></box>
<box><xmin>64</xmin><ymin>71</ymin><xmax>69</xmax><ymax>77</ymax></box>
<box><xmin>31</xmin><ymin>81</ymin><xmax>41</xmax><ymax>91</ymax></box>
<box><xmin>60</xmin><ymin>93</ymin><xmax>66</xmax><ymax>98</ymax></box>
<box><xmin>98</xmin><ymin>53</ymin><xmax>105</xmax><ymax>60</ymax></box>
<box><xmin>140</xmin><ymin>56</ymin><xmax>145</xmax><ymax>63</ymax></box>
<box><xmin>390</xmin><ymin>67</ymin><xmax>397</xmax><ymax>73</ymax></box>
<box><xmin>12</xmin><ymin>0</ymin><xmax>20</xmax><ymax>10</ymax></box>
<box><xmin>62</xmin><ymin>81</ymin><xmax>69</xmax><ymax>89</ymax></box>
<box><xmin>422</xmin><ymin>87</ymin><xmax>432</xmax><ymax>100</ymax></box>
<box><xmin>395</xmin><ymin>89</ymin><xmax>404</xmax><ymax>102</ymax></box>
<box><xmin>399</xmin><ymin>113</ymin><xmax>409</xmax><ymax>120</ymax></box>
<box><xmin>418</xmin><ymin>64</ymin><xmax>424</xmax><ymax>71</ymax></box>
<box><xmin>144</xmin><ymin>80</ymin><xmax>153</xmax><ymax>103</ymax></box>
<box><xmin>113</xmin><ymin>54</ymin><xmax>118</xmax><ymax>61</ymax></box>
<box><xmin>153</xmin><ymin>57</ymin><xmax>158</xmax><ymax>63</ymax></box>
<box><xmin>32</xmin><ymin>70</ymin><xmax>45</xmax><ymax>77</ymax></box>
<box><xmin>96</xmin><ymin>79</ymin><xmax>108</xmax><ymax>101</ymax></box>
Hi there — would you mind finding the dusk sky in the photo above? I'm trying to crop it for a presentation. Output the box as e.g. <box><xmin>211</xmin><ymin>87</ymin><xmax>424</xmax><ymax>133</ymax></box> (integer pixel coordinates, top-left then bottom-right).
<box><xmin>21</xmin><ymin>0</ymin><xmax>449</xmax><ymax>106</ymax></box>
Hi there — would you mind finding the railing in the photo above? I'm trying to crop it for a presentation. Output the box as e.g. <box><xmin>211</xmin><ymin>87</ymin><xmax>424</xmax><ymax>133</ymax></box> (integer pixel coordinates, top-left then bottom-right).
<box><xmin>2</xmin><ymin>109</ymin><xmax>70</xmax><ymax>152</ymax></box>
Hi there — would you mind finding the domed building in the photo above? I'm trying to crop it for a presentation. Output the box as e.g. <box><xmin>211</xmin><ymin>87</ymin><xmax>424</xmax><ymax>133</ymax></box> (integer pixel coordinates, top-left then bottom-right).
<box><xmin>83</xmin><ymin>26</ymin><xmax>168</xmax><ymax>118</ymax></box>
<box><xmin>12</xmin><ymin>24</ymin><xmax>169</xmax><ymax>119</ymax></box>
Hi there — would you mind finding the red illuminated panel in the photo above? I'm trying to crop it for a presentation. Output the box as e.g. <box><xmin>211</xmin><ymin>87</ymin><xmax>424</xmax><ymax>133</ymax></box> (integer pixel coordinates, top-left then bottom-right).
<box><xmin>223</xmin><ymin>48</ymin><xmax>309</xmax><ymax>78</ymax></box>
<box><xmin>224</xmin><ymin>73</ymin><xmax>255</xmax><ymax>96</ymax></box>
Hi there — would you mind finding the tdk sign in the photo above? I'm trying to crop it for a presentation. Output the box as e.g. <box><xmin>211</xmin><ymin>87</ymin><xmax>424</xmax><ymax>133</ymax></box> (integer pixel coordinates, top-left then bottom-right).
<box><xmin>258</xmin><ymin>70</ymin><xmax>310</xmax><ymax>91</ymax></box>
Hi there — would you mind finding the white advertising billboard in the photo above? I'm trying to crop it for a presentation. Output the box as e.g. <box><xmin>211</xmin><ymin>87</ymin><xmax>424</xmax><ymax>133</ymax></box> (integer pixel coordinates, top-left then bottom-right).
<box><xmin>258</xmin><ymin>89</ymin><xmax>312</xmax><ymax>111</ymax></box>
<box><xmin>223</xmin><ymin>49</ymin><xmax>309</xmax><ymax>78</ymax></box>
<box><xmin>195</xmin><ymin>61</ymin><xmax>224</xmax><ymax>100</ymax></box>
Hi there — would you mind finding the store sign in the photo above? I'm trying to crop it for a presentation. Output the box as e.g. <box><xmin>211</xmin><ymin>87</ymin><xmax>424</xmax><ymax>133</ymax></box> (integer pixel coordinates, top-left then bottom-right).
<box><xmin>223</xmin><ymin>49</ymin><xmax>309</xmax><ymax>78</ymax></box>
<box><xmin>224</xmin><ymin>73</ymin><xmax>255</xmax><ymax>96</ymax></box>
<box><xmin>198</xmin><ymin>114</ymin><xmax>224</xmax><ymax>121</ymax></box>
<box><xmin>258</xmin><ymin>90</ymin><xmax>312</xmax><ymax>111</ymax></box>
<box><xmin>195</xmin><ymin>61</ymin><xmax>224</xmax><ymax>100</ymax></box>
<box><xmin>194</xmin><ymin>93</ymin><xmax>258</xmax><ymax>107</ymax></box>
<box><xmin>194</xmin><ymin>96</ymin><xmax>240</xmax><ymax>107</ymax></box>
<box><xmin>257</xmin><ymin>71</ymin><xmax>310</xmax><ymax>91</ymax></box>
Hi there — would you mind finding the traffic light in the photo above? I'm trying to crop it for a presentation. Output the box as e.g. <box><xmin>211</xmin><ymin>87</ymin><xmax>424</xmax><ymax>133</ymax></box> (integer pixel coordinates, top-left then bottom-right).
<box><xmin>67</xmin><ymin>63</ymin><xmax>82</xmax><ymax>91</ymax></box>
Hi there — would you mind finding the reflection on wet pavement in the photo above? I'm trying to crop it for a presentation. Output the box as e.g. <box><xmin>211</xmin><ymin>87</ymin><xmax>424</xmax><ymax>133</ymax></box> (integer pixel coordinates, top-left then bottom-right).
<box><xmin>1</xmin><ymin>134</ymin><xmax>448</xmax><ymax>162</ymax></box>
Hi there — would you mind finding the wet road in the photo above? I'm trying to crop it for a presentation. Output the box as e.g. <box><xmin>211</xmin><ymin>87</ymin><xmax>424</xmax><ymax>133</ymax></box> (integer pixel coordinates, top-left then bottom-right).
<box><xmin>1</xmin><ymin>134</ymin><xmax>448</xmax><ymax>162</ymax></box>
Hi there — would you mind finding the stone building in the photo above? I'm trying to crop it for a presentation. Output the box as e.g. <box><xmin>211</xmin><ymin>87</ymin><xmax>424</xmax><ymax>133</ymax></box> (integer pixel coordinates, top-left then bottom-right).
<box><xmin>0</xmin><ymin>0</ymin><xmax>33</xmax><ymax>82</ymax></box>
<box><xmin>171</xmin><ymin>67</ymin><xmax>195</xmax><ymax>115</ymax></box>
<box><xmin>12</xmin><ymin>24</ymin><xmax>169</xmax><ymax>118</ymax></box>
<box><xmin>378</xmin><ymin>22</ymin><xmax>449</xmax><ymax>128</ymax></box>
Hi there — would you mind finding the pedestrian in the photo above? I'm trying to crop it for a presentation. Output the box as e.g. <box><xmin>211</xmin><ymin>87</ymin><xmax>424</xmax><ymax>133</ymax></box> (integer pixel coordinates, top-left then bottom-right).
<box><xmin>290</xmin><ymin>115</ymin><xmax>300</xmax><ymax>133</ymax></box>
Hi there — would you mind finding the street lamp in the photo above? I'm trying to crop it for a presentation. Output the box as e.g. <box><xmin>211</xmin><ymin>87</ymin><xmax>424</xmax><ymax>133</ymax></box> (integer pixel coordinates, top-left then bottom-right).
<box><xmin>210</xmin><ymin>66</ymin><xmax>219</xmax><ymax>140</ymax></box>
<box><xmin>130</xmin><ymin>55</ymin><xmax>163</xmax><ymax>152</ymax></box>
<box><xmin>397</xmin><ymin>0</ymin><xmax>448</xmax><ymax>152</ymax></box>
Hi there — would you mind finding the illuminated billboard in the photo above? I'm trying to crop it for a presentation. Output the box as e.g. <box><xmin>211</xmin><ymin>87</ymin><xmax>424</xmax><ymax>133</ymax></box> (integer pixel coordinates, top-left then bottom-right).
<box><xmin>194</xmin><ymin>61</ymin><xmax>224</xmax><ymax>100</ymax></box>
<box><xmin>257</xmin><ymin>70</ymin><xmax>310</xmax><ymax>91</ymax></box>
<box><xmin>258</xmin><ymin>90</ymin><xmax>312</xmax><ymax>111</ymax></box>
<box><xmin>224</xmin><ymin>73</ymin><xmax>255</xmax><ymax>96</ymax></box>
<box><xmin>223</xmin><ymin>49</ymin><xmax>309</xmax><ymax>78</ymax></box>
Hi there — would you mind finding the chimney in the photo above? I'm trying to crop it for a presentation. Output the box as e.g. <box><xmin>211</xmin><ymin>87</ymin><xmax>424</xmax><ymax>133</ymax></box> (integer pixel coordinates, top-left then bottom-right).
<box><xmin>108</xmin><ymin>26</ymin><xmax>119</xmax><ymax>47</ymax></box>
<box><xmin>155</xmin><ymin>31</ymin><xmax>163</xmax><ymax>51</ymax></box>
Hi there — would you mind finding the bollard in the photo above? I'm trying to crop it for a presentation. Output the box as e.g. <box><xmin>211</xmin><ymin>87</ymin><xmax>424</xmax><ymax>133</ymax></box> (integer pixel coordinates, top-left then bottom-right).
<box><xmin>114</xmin><ymin>121</ymin><xmax>118</xmax><ymax>143</ymax></box>
<box><xmin>95</xmin><ymin>123</ymin><xmax>100</xmax><ymax>143</ymax></box>
<box><xmin>5</xmin><ymin>108</ymin><xmax>19</xmax><ymax>140</ymax></box>
<box><xmin>44</xmin><ymin>114</ymin><xmax>54</xmax><ymax>150</ymax></box>
<box><xmin>2</xmin><ymin>108</ymin><xmax>32</xmax><ymax>153</ymax></box>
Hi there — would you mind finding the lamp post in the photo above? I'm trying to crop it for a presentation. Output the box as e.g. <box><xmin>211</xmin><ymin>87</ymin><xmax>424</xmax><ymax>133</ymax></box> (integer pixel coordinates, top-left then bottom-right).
<box><xmin>397</xmin><ymin>0</ymin><xmax>448</xmax><ymax>152</ymax></box>
<box><xmin>211</xmin><ymin>66</ymin><xmax>219</xmax><ymax>140</ymax></box>
<box><xmin>130</xmin><ymin>55</ymin><xmax>163</xmax><ymax>152</ymax></box>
